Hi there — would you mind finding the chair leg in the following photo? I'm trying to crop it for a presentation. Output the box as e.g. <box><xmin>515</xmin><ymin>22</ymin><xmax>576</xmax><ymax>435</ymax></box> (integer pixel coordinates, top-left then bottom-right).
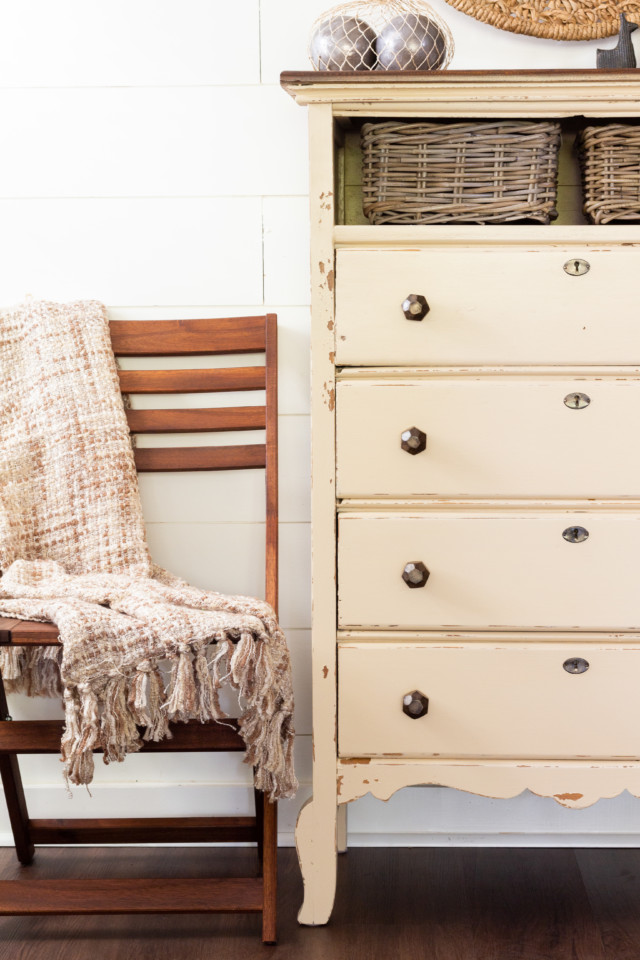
<box><xmin>254</xmin><ymin>784</ymin><xmax>264</xmax><ymax>873</ymax></box>
<box><xmin>0</xmin><ymin>753</ymin><xmax>34</xmax><ymax>865</ymax></box>
<box><xmin>261</xmin><ymin>795</ymin><xmax>277</xmax><ymax>945</ymax></box>
<box><xmin>0</xmin><ymin>675</ymin><xmax>34</xmax><ymax>865</ymax></box>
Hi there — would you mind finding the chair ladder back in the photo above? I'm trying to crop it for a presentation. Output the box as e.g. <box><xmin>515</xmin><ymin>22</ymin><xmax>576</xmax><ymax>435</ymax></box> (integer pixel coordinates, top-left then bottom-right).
<box><xmin>111</xmin><ymin>318</ymin><xmax>270</xmax><ymax>477</ymax></box>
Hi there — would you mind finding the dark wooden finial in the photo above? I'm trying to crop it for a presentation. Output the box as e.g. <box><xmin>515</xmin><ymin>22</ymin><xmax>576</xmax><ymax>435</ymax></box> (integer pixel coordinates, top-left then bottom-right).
<box><xmin>597</xmin><ymin>13</ymin><xmax>638</xmax><ymax>69</ymax></box>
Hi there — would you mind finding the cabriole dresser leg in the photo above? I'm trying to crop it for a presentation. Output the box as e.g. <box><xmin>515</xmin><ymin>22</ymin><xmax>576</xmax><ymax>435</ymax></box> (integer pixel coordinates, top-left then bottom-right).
<box><xmin>295</xmin><ymin>795</ymin><xmax>338</xmax><ymax>925</ymax></box>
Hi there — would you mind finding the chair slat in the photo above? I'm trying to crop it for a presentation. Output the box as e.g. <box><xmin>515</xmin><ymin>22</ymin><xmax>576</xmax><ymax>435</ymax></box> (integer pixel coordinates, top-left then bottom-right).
<box><xmin>0</xmin><ymin>878</ymin><xmax>264</xmax><ymax>914</ymax></box>
<box><xmin>126</xmin><ymin>406</ymin><xmax>266</xmax><ymax>434</ymax></box>
<box><xmin>110</xmin><ymin>318</ymin><xmax>266</xmax><ymax>357</ymax></box>
<box><xmin>134</xmin><ymin>444</ymin><xmax>267</xmax><ymax>472</ymax></box>
<box><xmin>29</xmin><ymin>817</ymin><xmax>258</xmax><ymax>845</ymax></box>
<box><xmin>117</xmin><ymin>366</ymin><xmax>266</xmax><ymax>394</ymax></box>
<box><xmin>0</xmin><ymin>720</ymin><xmax>246</xmax><ymax>753</ymax></box>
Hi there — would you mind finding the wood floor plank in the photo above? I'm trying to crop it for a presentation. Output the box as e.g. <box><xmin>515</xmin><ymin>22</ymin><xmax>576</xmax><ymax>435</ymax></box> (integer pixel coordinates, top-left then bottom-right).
<box><xmin>0</xmin><ymin>847</ymin><xmax>631</xmax><ymax>959</ymax></box>
<box><xmin>460</xmin><ymin>848</ymin><xmax>606</xmax><ymax>960</ymax></box>
<box><xmin>576</xmin><ymin>849</ymin><xmax>640</xmax><ymax>960</ymax></box>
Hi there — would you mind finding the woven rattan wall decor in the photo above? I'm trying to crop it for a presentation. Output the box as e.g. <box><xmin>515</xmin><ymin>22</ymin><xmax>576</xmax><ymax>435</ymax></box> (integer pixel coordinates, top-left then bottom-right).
<box><xmin>441</xmin><ymin>0</ymin><xmax>640</xmax><ymax>41</ymax></box>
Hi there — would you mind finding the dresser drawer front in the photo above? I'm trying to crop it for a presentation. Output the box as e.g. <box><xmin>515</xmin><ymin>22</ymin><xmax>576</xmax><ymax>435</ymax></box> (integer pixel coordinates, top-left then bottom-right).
<box><xmin>336</xmin><ymin>377</ymin><xmax>640</xmax><ymax>498</ymax></box>
<box><xmin>338</xmin><ymin>512</ymin><xmax>640</xmax><ymax>630</ymax></box>
<box><xmin>338</xmin><ymin>642</ymin><xmax>640</xmax><ymax>759</ymax></box>
<box><xmin>335</xmin><ymin>246</ymin><xmax>640</xmax><ymax>365</ymax></box>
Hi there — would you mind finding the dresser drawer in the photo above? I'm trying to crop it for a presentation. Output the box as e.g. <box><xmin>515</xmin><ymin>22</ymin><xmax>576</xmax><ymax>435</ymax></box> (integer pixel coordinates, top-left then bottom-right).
<box><xmin>335</xmin><ymin>246</ymin><xmax>640</xmax><ymax>365</ymax></box>
<box><xmin>336</xmin><ymin>376</ymin><xmax>640</xmax><ymax>498</ymax></box>
<box><xmin>338</xmin><ymin>641</ymin><xmax>640</xmax><ymax>759</ymax></box>
<box><xmin>338</xmin><ymin>511</ymin><xmax>640</xmax><ymax>630</ymax></box>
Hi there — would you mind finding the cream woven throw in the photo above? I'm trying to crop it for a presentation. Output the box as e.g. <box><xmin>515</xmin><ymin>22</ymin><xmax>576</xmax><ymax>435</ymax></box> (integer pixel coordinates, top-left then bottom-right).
<box><xmin>0</xmin><ymin>300</ymin><xmax>297</xmax><ymax>800</ymax></box>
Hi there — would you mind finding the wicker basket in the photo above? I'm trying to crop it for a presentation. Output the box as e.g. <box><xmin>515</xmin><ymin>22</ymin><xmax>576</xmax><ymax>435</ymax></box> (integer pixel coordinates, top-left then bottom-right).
<box><xmin>578</xmin><ymin>124</ymin><xmax>640</xmax><ymax>225</ymax></box>
<box><xmin>361</xmin><ymin>120</ymin><xmax>562</xmax><ymax>225</ymax></box>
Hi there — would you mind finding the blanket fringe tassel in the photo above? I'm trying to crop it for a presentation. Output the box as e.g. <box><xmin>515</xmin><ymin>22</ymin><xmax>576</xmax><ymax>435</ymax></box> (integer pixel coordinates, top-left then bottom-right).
<box><xmin>0</xmin><ymin>632</ymin><xmax>297</xmax><ymax>801</ymax></box>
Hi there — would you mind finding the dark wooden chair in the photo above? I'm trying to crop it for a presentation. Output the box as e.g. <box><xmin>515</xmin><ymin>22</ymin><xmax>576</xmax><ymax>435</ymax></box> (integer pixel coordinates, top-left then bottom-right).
<box><xmin>0</xmin><ymin>314</ymin><xmax>280</xmax><ymax>943</ymax></box>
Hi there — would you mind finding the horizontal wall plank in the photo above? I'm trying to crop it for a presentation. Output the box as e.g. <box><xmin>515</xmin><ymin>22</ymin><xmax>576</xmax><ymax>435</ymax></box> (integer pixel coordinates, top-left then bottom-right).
<box><xmin>433</xmin><ymin>7</ymin><xmax>608</xmax><ymax>73</ymax></box>
<box><xmin>0</xmin><ymin>1</ymin><xmax>260</xmax><ymax>87</ymax></box>
<box><xmin>13</xmin><ymin>736</ymin><xmax>311</xmax><ymax>793</ymax></box>
<box><xmin>145</xmin><ymin>521</ymin><xmax>310</xmax><ymax>631</ymax></box>
<box><xmin>137</xmin><ymin>415</ymin><xmax>308</xmax><ymax>524</ymax></box>
<box><xmin>263</xmin><ymin>198</ymin><xmax>311</xmax><ymax>307</ymax></box>
<box><xmin>260</xmin><ymin>0</ymin><xmax>338</xmax><ymax>84</ymax></box>
<box><xmin>0</xmin><ymin>87</ymin><xmax>307</xmax><ymax>197</ymax></box>
<box><xmin>0</xmin><ymin>199</ymin><xmax>263</xmax><ymax>305</ymax></box>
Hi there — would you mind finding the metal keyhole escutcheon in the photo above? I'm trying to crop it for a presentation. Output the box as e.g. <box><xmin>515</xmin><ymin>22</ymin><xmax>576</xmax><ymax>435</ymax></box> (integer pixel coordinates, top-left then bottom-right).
<box><xmin>563</xmin><ymin>658</ymin><xmax>589</xmax><ymax>675</ymax></box>
<box><xmin>562</xmin><ymin>526</ymin><xmax>589</xmax><ymax>543</ymax></box>
<box><xmin>563</xmin><ymin>258</ymin><xmax>590</xmax><ymax>277</ymax></box>
<box><xmin>564</xmin><ymin>392</ymin><xmax>590</xmax><ymax>410</ymax></box>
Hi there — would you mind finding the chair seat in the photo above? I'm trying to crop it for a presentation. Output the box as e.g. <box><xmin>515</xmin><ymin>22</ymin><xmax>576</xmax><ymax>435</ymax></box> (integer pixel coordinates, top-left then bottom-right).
<box><xmin>0</xmin><ymin>619</ymin><xmax>60</xmax><ymax>645</ymax></box>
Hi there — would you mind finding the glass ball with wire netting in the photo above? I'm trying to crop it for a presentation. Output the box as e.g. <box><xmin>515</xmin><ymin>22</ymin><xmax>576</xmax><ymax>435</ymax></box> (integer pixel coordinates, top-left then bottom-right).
<box><xmin>309</xmin><ymin>0</ymin><xmax>453</xmax><ymax>72</ymax></box>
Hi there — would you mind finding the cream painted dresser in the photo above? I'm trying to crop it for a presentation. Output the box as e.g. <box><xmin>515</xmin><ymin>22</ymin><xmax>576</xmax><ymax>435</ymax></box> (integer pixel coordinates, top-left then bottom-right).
<box><xmin>281</xmin><ymin>70</ymin><xmax>640</xmax><ymax>925</ymax></box>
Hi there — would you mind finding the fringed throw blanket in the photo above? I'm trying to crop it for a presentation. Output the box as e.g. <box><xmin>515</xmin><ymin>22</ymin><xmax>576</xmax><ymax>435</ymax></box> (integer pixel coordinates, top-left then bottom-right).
<box><xmin>0</xmin><ymin>301</ymin><xmax>297</xmax><ymax>800</ymax></box>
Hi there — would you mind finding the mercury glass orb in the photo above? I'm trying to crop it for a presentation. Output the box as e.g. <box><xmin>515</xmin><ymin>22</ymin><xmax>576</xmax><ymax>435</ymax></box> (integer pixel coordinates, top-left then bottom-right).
<box><xmin>310</xmin><ymin>16</ymin><xmax>377</xmax><ymax>70</ymax></box>
<box><xmin>376</xmin><ymin>13</ymin><xmax>447</xmax><ymax>70</ymax></box>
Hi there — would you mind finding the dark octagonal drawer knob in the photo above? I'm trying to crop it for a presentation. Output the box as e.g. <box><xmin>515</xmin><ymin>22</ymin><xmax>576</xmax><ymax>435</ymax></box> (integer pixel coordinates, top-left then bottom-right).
<box><xmin>401</xmin><ymin>426</ymin><xmax>427</xmax><ymax>455</ymax></box>
<box><xmin>402</xmin><ymin>294</ymin><xmax>430</xmax><ymax>321</ymax></box>
<box><xmin>403</xmin><ymin>690</ymin><xmax>429</xmax><ymax>719</ymax></box>
<box><xmin>402</xmin><ymin>561</ymin><xmax>430</xmax><ymax>588</ymax></box>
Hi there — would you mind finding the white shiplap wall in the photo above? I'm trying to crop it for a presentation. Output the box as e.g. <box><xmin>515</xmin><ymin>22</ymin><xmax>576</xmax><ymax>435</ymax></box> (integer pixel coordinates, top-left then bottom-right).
<box><xmin>1</xmin><ymin>0</ymin><xmax>640</xmax><ymax>848</ymax></box>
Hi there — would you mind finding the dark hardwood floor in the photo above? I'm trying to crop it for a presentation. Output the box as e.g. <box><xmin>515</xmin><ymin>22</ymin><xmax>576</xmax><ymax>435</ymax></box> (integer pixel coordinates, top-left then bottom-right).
<box><xmin>0</xmin><ymin>845</ymin><xmax>636</xmax><ymax>958</ymax></box>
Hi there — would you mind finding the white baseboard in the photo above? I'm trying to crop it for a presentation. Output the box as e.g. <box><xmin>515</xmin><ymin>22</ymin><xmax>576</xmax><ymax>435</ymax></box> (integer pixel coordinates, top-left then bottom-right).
<box><xmin>1</xmin><ymin>830</ymin><xmax>639</xmax><ymax>849</ymax></box>
<box><xmin>333</xmin><ymin>832</ymin><xmax>640</xmax><ymax>848</ymax></box>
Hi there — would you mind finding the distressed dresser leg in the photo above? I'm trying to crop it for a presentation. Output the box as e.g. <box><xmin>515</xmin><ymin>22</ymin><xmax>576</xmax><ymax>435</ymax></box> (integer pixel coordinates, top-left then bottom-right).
<box><xmin>296</xmin><ymin>795</ymin><xmax>338</xmax><ymax>925</ymax></box>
